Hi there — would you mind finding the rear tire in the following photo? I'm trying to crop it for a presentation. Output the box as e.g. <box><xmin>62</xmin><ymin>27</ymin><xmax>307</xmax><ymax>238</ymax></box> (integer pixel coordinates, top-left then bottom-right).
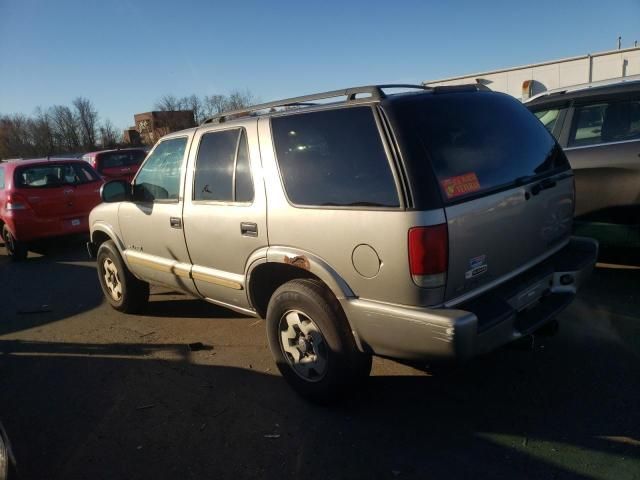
<box><xmin>266</xmin><ymin>279</ymin><xmax>371</xmax><ymax>403</ymax></box>
<box><xmin>2</xmin><ymin>225</ymin><xmax>28</xmax><ymax>261</ymax></box>
<box><xmin>97</xmin><ymin>240</ymin><xmax>149</xmax><ymax>313</ymax></box>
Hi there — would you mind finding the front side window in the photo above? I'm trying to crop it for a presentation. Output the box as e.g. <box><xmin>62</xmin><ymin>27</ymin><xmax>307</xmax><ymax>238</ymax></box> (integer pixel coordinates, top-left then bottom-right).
<box><xmin>134</xmin><ymin>137</ymin><xmax>187</xmax><ymax>201</ymax></box>
<box><xmin>193</xmin><ymin>129</ymin><xmax>254</xmax><ymax>203</ymax></box>
<box><xmin>569</xmin><ymin>99</ymin><xmax>640</xmax><ymax>147</ymax></box>
<box><xmin>271</xmin><ymin>107</ymin><xmax>399</xmax><ymax>207</ymax></box>
<box><xmin>0</xmin><ymin>167</ymin><xmax>4</xmax><ymax>189</ymax></box>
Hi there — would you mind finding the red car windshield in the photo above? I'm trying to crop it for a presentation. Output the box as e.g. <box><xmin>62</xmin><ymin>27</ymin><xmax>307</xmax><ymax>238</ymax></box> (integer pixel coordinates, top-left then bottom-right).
<box><xmin>15</xmin><ymin>163</ymin><xmax>100</xmax><ymax>188</ymax></box>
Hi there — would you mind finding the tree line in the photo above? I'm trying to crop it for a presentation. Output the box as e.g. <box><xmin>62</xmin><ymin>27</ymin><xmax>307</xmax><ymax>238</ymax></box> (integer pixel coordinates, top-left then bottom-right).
<box><xmin>0</xmin><ymin>90</ymin><xmax>256</xmax><ymax>160</ymax></box>
<box><xmin>0</xmin><ymin>97</ymin><xmax>119</xmax><ymax>160</ymax></box>
<box><xmin>153</xmin><ymin>89</ymin><xmax>256</xmax><ymax>124</ymax></box>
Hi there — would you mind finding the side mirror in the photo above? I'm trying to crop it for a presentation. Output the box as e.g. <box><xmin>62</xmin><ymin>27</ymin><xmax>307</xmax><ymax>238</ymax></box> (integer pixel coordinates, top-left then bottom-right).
<box><xmin>100</xmin><ymin>180</ymin><xmax>131</xmax><ymax>203</ymax></box>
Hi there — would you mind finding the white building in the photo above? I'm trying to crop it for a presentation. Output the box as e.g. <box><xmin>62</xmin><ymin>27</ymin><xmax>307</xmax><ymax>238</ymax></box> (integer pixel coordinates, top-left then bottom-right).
<box><xmin>423</xmin><ymin>46</ymin><xmax>640</xmax><ymax>100</ymax></box>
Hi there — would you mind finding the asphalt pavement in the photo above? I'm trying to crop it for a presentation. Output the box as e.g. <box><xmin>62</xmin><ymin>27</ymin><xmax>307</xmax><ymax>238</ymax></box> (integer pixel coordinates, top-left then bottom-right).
<box><xmin>0</xmin><ymin>238</ymin><xmax>638</xmax><ymax>480</ymax></box>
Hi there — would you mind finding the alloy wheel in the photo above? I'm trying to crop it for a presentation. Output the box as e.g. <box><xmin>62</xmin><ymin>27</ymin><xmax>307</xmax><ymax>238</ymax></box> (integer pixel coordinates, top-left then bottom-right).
<box><xmin>278</xmin><ymin>309</ymin><xmax>328</xmax><ymax>382</ymax></box>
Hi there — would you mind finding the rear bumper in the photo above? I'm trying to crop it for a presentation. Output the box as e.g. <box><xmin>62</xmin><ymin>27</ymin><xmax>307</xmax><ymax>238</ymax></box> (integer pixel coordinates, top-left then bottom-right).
<box><xmin>342</xmin><ymin>236</ymin><xmax>598</xmax><ymax>361</ymax></box>
<box><xmin>3</xmin><ymin>212</ymin><xmax>90</xmax><ymax>242</ymax></box>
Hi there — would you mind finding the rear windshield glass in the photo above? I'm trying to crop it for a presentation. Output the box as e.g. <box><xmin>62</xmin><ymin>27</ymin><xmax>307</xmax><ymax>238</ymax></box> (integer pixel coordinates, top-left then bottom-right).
<box><xmin>393</xmin><ymin>92</ymin><xmax>569</xmax><ymax>202</ymax></box>
<box><xmin>15</xmin><ymin>163</ymin><xmax>101</xmax><ymax>188</ymax></box>
<box><xmin>98</xmin><ymin>150</ymin><xmax>146</xmax><ymax>170</ymax></box>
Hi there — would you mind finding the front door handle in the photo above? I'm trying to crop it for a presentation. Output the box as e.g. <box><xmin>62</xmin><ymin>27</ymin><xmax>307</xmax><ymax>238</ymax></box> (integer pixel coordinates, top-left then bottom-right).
<box><xmin>170</xmin><ymin>217</ymin><xmax>182</xmax><ymax>229</ymax></box>
<box><xmin>240</xmin><ymin>222</ymin><xmax>258</xmax><ymax>237</ymax></box>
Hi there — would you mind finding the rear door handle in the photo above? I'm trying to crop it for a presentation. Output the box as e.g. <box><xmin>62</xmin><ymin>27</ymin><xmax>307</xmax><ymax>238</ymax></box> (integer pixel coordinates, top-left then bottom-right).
<box><xmin>170</xmin><ymin>217</ymin><xmax>182</xmax><ymax>229</ymax></box>
<box><xmin>240</xmin><ymin>222</ymin><xmax>258</xmax><ymax>237</ymax></box>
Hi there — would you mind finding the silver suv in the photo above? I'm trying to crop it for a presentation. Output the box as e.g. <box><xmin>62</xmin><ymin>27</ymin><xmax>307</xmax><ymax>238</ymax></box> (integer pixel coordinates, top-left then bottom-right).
<box><xmin>88</xmin><ymin>84</ymin><xmax>598</xmax><ymax>401</ymax></box>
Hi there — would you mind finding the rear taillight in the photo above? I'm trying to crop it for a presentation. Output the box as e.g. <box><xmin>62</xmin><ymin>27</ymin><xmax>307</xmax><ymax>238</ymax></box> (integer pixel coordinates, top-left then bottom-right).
<box><xmin>408</xmin><ymin>224</ymin><xmax>448</xmax><ymax>288</ymax></box>
<box><xmin>5</xmin><ymin>194</ymin><xmax>29</xmax><ymax>211</ymax></box>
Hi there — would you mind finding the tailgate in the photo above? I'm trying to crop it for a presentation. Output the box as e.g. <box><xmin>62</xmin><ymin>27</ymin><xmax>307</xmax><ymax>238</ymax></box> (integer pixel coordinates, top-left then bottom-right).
<box><xmin>444</xmin><ymin>174</ymin><xmax>574</xmax><ymax>303</ymax></box>
<box><xmin>388</xmin><ymin>91</ymin><xmax>575</xmax><ymax>304</ymax></box>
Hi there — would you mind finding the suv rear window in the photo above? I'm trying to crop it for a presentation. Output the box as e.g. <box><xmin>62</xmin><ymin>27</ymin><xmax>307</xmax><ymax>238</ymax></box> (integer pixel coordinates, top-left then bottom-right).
<box><xmin>272</xmin><ymin>107</ymin><xmax>399</xmax><ymax>208</ymax></box>
<box><xmin>98</xmin><ymin>150</ymin><xmax>146</xmax><ymax>171</ymax></box>
<box><xmin>392</xmin><ymin>92</ymin><xmax>569</xmax><ymax>202</ymax></box>
<box><xmin>14</xmin><ymin>163</ymin><xmax>100</xmax><ymax>188</ymax></box>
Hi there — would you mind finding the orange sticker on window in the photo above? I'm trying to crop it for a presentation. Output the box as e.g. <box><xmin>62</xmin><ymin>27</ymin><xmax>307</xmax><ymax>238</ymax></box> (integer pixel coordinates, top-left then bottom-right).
<box><xmin>441</xmin><ymin>172</ymin><xmax>481</xmax><ymax>199</ymax></box>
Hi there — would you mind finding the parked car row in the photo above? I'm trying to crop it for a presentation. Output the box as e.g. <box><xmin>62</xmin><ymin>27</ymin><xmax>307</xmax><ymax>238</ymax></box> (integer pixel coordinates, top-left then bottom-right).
<box><xmin>88</xmin><ymin>84</ymin><xmax>598</xmax><ymax>401</ymax></box>
<box><xmin>0</xmin><ymin>148</ymin><xmax>147</xmax><ymax>260</ymax></box>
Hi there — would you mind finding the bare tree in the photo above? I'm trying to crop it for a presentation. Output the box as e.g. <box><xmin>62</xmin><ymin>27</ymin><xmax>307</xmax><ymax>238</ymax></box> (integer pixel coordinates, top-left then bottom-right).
<box><xmin>99</xmin><ymin>119</ymin><xmax>120</xmax><ymax>148</ymax></box>
<box><xmin>203</xmin><ymin>94</ymin><xmax>228</xmax><ymax>117</ymax></box>
<box><xmin>154</xmin><ymin>94</ymin><xmax>183</xmax><ymax>111</ymax></box>
<box><xmin>50</xmin><ymin>105</ymin><xmax>81</xmax><ymax>152</ymax></box>
<box><xmin>225</xmin><ymin>89</ymin><xmax>256</xmax><ymax>111</ymax></box>
<box><xmin>30</xmin><ymin>107</ymin><xmax>56</xmax><ymax>156</ymax></box>
<box><xmin>0</xmin><ymin>114</ymin><xmax>35</xmax><ymax>159</ymax></box>
<box><xmin>73</xmin><ymin>97</ymin><xmax>98</xmax><ymax>149</ymax></box>
<box><xmin>185</xmin><ymin>94</ymin><xmax>205</xmax><ymax>124</ymax></box>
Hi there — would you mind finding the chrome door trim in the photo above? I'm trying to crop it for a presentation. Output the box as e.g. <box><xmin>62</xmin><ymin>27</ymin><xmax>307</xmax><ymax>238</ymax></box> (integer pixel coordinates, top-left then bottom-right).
<box><xmin>124</xmin><ymin>250</ymin><xmax>191</xmax><ymax>278</ymax></box>
<box><xmin>191</xmin><ymin>265</ymin><xmax>244</xmax><ymax>290</ymax></box>
<box><xmin>564</xmin><ymin>137</ymin><xmax>640</xmax><ymax>151</ymax></box>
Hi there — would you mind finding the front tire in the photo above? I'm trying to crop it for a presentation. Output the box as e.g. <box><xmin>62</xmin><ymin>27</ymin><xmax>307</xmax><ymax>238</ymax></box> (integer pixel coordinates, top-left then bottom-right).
<box><xmin>266</xmin><ymin>279</ymin><xmax>371</xmax><ymax>403</ymax></box>
<box><xmin>2</xmin><ymin>225</ymin><xmax>27</xmax><ymax>261</ymax></box>
<box><xmin>97</xmin><ymin>240</ymin><xmax>149</xmax><ymax>313</ymax></box>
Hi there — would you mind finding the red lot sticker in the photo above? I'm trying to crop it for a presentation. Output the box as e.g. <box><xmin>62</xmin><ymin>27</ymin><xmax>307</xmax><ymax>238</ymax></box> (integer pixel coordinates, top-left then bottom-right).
<box><xmin>441</xmin><ymin>172</ymin><xmax>481</xmax><ymax>199</ymax></box>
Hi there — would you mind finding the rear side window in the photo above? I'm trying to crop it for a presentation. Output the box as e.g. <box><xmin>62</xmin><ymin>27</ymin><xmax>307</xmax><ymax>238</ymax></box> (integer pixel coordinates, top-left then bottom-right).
<box><xmin>14</xmin><ymin>163</ymin><xmax>100</xmax><ymax>188</ymax></box>
<box><xmin>193</xmin><ymin>129</ymin><xmax>254</xmax><ymax>203</ymax></box>
<box><xmin>393</xmin><ymin>92</ymin><xmax>568</xmax><ymax>202</ymax></box>
<box><xmin>134</xmin><ymin>137</ymin><xmax>187</xmax><ymax>201</ymax></box>
<box><xmin>98</xmin><ymin>150</ymin><xmax>146</xmax><ymax>171</ymax></box>
<box><xmin>272</xmin><ymin>107</ymin><xmax>399</xmax><ymax>207</ymax></box>
<box><xmin>569</xmin><ymin>99</ymin><xmax>640</xmax><ymax>147</ymax></box>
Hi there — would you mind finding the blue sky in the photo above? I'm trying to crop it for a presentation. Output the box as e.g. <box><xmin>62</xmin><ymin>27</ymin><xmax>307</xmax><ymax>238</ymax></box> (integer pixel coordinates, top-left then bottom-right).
<box><xmin>1</xmin><ymin>0</ymin><xmax>639</xmax><ymax>130</ymax></box>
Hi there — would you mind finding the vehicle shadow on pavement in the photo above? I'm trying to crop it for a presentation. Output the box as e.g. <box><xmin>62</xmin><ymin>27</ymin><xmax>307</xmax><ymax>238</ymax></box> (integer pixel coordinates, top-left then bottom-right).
<box><xmin>0</xmin><ymin>245</ymin><xmax>103</xmax><ymax>336</ymax></box>
<box><xmin>1</xmin><ymin>320</ymin><xmax>638</xmax><ymax>480</ymax></box>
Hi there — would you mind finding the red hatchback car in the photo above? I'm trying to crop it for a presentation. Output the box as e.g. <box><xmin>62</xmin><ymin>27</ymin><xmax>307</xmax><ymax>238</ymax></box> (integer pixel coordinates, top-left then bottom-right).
<box><xmin>0</xmin><ymin>158</ymin><xmax>103</xmax><ymax>260</ymax></box>
<box><xmin>82</xmin><ymin>148</ymin><xmax>147</xmax><ymax>182</ymax></box>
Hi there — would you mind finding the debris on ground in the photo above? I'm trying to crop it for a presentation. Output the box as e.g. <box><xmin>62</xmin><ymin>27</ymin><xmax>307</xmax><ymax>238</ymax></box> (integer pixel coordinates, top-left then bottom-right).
<box><xmin>17</xmin><ymin>304</ymin><xmax>51</xmax><ymax>314</ymax></box>
<box><xmin>188</xmin><ymin>342</ymin><xmax>211</xmax><ymax>352</ymax></box>
<box><xmin>263</xmin><ymin>434</ymin><xmax>281</xmax><ymax>439</ymax></box>
<box><xmin>135</xmin><ymin>404</ymin><xmax>156</xmax><ymax>411</ymax></box>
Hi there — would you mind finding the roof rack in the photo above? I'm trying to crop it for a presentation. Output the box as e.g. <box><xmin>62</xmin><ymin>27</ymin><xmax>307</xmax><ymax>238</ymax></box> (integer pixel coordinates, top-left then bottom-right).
<box><xmin>201</xmin><ymin>84</ymin><xmax>430</xmax><ymax>124</ymax></box>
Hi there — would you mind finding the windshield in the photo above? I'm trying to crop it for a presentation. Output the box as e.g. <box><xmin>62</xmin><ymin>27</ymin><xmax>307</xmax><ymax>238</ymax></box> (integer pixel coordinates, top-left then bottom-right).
<box><xmin>392</xmin><ymin>92</ymin><xmax>570</xmax><ymax>203</ymax></box>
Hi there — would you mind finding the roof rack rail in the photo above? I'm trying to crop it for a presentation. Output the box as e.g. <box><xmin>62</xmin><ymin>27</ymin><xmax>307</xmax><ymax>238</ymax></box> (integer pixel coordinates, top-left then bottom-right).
<box><xmin>201</xmin><ymin>84</ymin><xmax>430</xmax><ymax>124</ymax></box>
